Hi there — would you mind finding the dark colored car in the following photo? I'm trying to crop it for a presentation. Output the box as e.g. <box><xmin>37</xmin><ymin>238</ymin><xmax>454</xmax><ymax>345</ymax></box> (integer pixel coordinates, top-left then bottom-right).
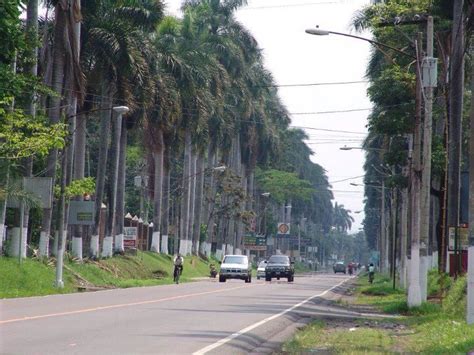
<box><xmin>333</xmin><ymin>261</ymin><xmax>346</xmax><ymax>274</ymax></box>
<box><xmin>265</xmin><ymin>255</ymin><xmax>295</xmax><ymax>282</ymax></box>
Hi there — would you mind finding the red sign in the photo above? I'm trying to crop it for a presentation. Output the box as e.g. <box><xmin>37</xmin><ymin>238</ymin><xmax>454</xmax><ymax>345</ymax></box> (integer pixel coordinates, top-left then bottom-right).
<box><xmin>123</xmin><ymin>226</ymin><xmax>138</xmax><ymax>249</ymax></box>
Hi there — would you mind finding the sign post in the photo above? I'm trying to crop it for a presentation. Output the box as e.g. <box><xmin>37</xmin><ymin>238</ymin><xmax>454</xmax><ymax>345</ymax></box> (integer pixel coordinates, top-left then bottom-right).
<box><xmin>123</xmin><ymin>226</ymin><xmax>138</xmax><ymax>254</ymax></box>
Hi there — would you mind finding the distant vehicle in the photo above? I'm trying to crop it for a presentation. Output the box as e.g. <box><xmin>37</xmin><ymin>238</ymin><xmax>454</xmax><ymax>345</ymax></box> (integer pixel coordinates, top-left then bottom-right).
<box><xmin>219</xmin><ymin>255</ymin><xmax>252</xmax><ymax>283</ymax></box>
<box><xmin>265</xmin><ymin>255</ymin><xmax>294</xmax><ymax>282</ymax></box>
<box><xmin>333</xmin><ymin>261</ymin><xmax>346</xmax><ymax>274</ymax></box>
<box><xmin>256</xmin><ymin>260</ymin><xmax>267</xmax><ymax>280</ymax></box>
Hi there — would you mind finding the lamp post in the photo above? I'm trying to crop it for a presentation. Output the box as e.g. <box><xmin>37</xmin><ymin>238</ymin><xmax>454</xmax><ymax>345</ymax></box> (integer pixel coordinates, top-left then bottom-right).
<box><xmin>200</xmin><ymin>165</ymin><xmax>226</xmax><ymax>257</ymax></box>
<box><xmin>305</xmin><ymin>28</ymin><xmax>415</xmax><ymax>59</ymax></box>
<box><xmin>308</xmin><ymin>25</ymin><xmax>434</xmax><ymax>307</ymax></box>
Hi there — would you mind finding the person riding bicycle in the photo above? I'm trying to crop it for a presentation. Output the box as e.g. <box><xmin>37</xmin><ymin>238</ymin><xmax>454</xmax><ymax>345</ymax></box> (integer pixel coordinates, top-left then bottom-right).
<box><xmin>173</xmin><ymin>254</ymin><xmax>184</xmax><ymax>281</ymax></box>
<box><xmin>368</xmin><ymin>262</ymin><xmax>375</xmax><ymax>283</ymax></box>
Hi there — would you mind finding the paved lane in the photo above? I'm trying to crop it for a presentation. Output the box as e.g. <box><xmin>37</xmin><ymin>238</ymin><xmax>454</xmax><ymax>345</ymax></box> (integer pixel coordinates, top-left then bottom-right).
<box><xmin>0</xmin><ymin>273</ymin><xmax>351</xmax><ymax>354</ymax></box>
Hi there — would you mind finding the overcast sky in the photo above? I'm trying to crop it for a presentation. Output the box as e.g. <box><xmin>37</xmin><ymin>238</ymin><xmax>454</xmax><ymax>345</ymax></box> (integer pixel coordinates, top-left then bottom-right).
<box><xmin>165</xmin><ymin>0</ymin><xmax>372</xmax><ymax>231</ymax></box>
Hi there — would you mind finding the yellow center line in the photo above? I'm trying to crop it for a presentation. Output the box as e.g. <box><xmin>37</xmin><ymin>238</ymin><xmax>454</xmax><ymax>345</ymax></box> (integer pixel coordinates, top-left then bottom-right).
<box><xmin>1</xmin><ymin>284</ymin><xmax>262</xmax><ymax>325</ymax></box>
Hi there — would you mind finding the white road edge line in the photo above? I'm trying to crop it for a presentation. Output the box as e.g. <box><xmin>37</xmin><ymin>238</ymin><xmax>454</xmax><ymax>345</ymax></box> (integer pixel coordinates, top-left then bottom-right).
<box><xmin>192</xmin><ymin>278</ymin><xmax>348</xmax><ymax>355</ymax></box>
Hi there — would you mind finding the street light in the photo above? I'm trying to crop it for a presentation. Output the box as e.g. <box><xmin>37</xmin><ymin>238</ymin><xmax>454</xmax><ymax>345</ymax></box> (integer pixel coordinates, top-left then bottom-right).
<box><xmin>308</xmin><ymin>20</ymin><xmax>436</xmax><ymax>307</ymax></box>
<box><xmin>340</xmin><ymin>145</ymin><xmax>385</xmax><ymax>152</ymax></box>
<box><xmin>107</xmin><ymin>105</ymin><xmax>129</xmax><ymax>257</ymax></box>
<box><xmin>305</xmin><ymin>27</ymin><xmax>415</xmax><ymax>59</ymax></box>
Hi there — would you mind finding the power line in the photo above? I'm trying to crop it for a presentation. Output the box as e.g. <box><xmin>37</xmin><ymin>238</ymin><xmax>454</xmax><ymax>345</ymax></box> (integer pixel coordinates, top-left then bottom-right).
<box><xmin>292</xmin><ymin>126</ymin><xmax>367</xmax><ymax>134</ymax></box>
<box><xmin>269</xmin><ymin>80</ymin><xmax>369</xmax><ymax>88</ymax></box>
<box><xmin>291</xmin><ymin>108</ymin><xmax>371</xmax><ymax>115</ymax></box>
<box><xmin>241</xmin><ymin>1</ymin><xmax>338</xmax><ymax>10</ymax></box>
<box><xmin>329</xmin><ymin>175</ymin><xmax>365</xmax><ymax>184</ymax></box>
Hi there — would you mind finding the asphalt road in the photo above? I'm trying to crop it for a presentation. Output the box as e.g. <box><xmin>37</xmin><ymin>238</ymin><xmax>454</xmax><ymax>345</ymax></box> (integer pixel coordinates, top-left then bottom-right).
<box><xmin>0</xmin><ymin>273</ymin><xmax>354</xmax><ymax>354</ymax></box>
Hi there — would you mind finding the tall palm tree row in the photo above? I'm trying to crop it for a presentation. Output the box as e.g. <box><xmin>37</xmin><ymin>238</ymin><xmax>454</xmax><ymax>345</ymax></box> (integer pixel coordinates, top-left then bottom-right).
<box><xmin>2</xmin><ymin>0</ymin><xmax>340</xmax><ymax>262</ymax></box>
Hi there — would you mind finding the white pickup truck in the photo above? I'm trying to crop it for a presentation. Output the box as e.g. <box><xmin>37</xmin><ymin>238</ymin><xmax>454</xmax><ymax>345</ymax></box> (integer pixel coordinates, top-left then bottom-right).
<box><xmin>219</xmin><ymin>255</ymin><xmax>252</xmax><ymax>283</ymax></box>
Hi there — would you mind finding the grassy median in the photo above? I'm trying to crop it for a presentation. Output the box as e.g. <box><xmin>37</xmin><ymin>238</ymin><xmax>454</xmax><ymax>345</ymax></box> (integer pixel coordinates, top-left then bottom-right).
<box><xmin>282</xmin><ymin>271</ymin><xmax>474</xmax><ymax>354</ymax></box>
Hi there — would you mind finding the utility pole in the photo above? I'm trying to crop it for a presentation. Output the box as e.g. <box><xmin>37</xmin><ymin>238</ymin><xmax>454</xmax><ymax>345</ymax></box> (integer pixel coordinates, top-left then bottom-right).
<box><xmin>380</xmin><ymin>179</ymin><xmax>386</xmax><ymax>272</ymax></box>
<box><xmin>420</xmin><ymin>16</ymin><xmax>436</xmax><ymax>302</ymax></box>
<box><xmin>467</xmin><ymin>37</ymin><xmax>474</xmax><ymax>325</ymax></box>
<box><xmin>447</xmin><ymin>0</ymin><xmax>465</xmax><ymax>277</ymax></box>
<box><xmin>407</xmin><ymin>33</ymin><xmax>423</xmax><ymax>308</ymax></box>
<box><xmin>400</xmin><ymin>165</ymin><xmax>409</xmax><ymax>288</ymax></box>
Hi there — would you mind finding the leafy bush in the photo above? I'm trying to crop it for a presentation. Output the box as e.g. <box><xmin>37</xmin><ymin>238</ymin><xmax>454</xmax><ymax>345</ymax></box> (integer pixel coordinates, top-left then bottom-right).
<box><xmin>427</xmin><ymin>269</ymin><xmax>451</xmax><ymax>297</ymax></box>
<box><xmin>442</xmin><ymin>276</ymin><xmax>467</xmax><ymax>317</ymax></box>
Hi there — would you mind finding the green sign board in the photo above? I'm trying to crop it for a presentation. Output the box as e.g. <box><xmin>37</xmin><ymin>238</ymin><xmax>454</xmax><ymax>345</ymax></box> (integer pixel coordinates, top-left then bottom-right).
<box><xmin>243</xmin><ymin>234</ymin><xmax>266</xmax><ymax>250</ymax></box>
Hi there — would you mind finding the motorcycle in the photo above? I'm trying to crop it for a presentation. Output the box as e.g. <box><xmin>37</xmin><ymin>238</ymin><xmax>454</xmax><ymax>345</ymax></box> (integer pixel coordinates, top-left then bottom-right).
<box><xmin>209</xmin><ymin>264</ymin><xmax>217</xmax><ymax>278</ymax></box>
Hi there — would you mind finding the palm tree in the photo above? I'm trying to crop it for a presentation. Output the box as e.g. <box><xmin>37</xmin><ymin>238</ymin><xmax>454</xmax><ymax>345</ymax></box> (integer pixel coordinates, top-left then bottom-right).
<box><xmin>41</xmin><ymin>0</ymin><xmax>84</xmax><ymax>258</ymax></box>
<box><xmin>80</xmin><ymin>0</ymin><xmax>164</xmax><ymax>256</ymax></box>
<box><xmin>333</xmin><ymin>202</ymin><xmax>354</xmax><ymax>232</ymax></box>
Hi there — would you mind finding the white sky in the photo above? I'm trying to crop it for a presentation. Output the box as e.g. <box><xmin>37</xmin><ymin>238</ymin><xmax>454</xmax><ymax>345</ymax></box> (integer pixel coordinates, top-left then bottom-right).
<box><xmin>165</xmin><ymin>0</ymin><xmax>372</xmax><ymax>231</ymax></box>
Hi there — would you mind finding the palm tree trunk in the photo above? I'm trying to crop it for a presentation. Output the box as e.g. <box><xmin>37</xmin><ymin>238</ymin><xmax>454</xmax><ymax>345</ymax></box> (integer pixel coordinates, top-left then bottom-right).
<box><xmin>115</xmin><ymin>119</ymin><xmax>127</xmax><ymax>254</ymax></box>
<box><xmin>23</xmin><ymin>0</ymin><xmax>38</xmax><ymax>257</ymax></box>
<box><xmin>42</xmin><ymin>3</ymin><xmax>67</xmax><ymax>257</ymax></box>
<box><xmin>161</xmin><ymin>148</ymin><xmax>170</xmax><ymax>253</ymax></box>
<box><xmin>72</xmin><ymin>110</ymin><xmax>86</xmax><ymax>259</ymax></box>
<box><xmin>151</xmin><ymin>130</ymin><xmax>164</xmax><ymax>252</ymax></box>
<box><xmin>188</xmin><ymin>153</ymin><xmax>197</xmax><ymax>255</ymax></box>
<box><xmin>204</xmin><ymin>146</ymin><xmax>216</xmax><ymax>243</ymax></box>
<box><xmin>179</xmin><ymin>127</ymin><xmax>192</xmax><ymax>255</ymax></box>
<box><xmin>91</xmin><ymin>84</ymin><xmax>111</xmax><ymax>257</ymax></box>
<box><xmin>104</xmin><ymin>108</ymin><xmax>123</xmax><ymax>257</ymax></box>
<box><xmin>193</xmin><ymin>154</ymin><xmax>204</xmax><ymax>255</ymax></box>
<box><xmin>70</xmin><ymin>6</ymin><xmax>84</xmax><ymax>259</ymax></box>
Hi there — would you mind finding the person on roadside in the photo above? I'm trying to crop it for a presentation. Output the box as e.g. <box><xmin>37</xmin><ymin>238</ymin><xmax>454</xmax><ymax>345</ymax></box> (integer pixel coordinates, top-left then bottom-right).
<box><xmin>173</xmin><ymin>253</ymin><xmax>184</xmax><ymax>281</ymax></box>
<box><xmin>348</xmin><ymin>262</ymin><xmax>354</xmax><ymax>275</ymax></box>
<box><xmin>368</xmin><ymin>262</ymin><xmax>375</xmax><ymax>283</ymax></box>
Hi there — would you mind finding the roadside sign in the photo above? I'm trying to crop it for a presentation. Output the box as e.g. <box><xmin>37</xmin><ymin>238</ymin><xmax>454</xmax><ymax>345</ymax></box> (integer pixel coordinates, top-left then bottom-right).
<box><xmin>7</xmin><ymin>177</ymin><xmax>53</xmax><ymax>209</ymax></box>
<box><xmin>448</xmin><ymin>226</ymin><xmax>469</xmax><ymax>251</ymax></box>
<box><xmin>243</xmin><ymin>233</ymin><xmax>267</xmax><ymax>251</ymax></box>
<box><xmin>276</xmin><ymin>223</ymin><xmax>290</xmax><ymax>237</ymax></box>
<box><xmin>68</xmin><ymin>201</ymin><xmax>95</xmax><ymax>225</ymax></box>
<box><xmin>124</xmin><ymin>226</ymin><xmax>138</xmax><ymax>248</ymax></box>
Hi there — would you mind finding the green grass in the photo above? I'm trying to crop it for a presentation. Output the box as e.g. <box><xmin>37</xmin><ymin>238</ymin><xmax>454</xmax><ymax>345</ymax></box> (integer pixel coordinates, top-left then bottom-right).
<box><xmin>283</xmin><ymin>320</ymin><xmax>396</xmax><ymax>354</ymax></box>
<box><xmin>0</xmin><ymin>252</ymin><xmax>216</xmax><ymax>298</ymax></box>
<box><xmin>0</xmin><ymin>257</ymin><xmax>76</xmax><ymax>298</ymax></box>
<box><xmin>355</xmin><ymin>272</ymin><xmax>474</xmax><ymax>353</ymax></box>
<box><xmin>283</xmin><ymin>271</ymin><xmax>474</xmax><ymax>354</ymax></box>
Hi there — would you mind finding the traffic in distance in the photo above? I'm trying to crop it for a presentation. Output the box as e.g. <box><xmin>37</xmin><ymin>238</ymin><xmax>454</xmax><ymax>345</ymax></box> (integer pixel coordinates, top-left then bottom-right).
<box><xmin>216</xmin><ymin>254</ymin><xmax>295</xmax><ymax>283</ymax></box>
<box><xmin>211</xmin><ymin>254</ymin><xmax>361</xmax><ymax>283</ymax></box>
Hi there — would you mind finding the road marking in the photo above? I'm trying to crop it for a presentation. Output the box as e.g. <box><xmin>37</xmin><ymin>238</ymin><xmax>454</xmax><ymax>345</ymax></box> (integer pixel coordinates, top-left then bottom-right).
<box><xmin>192</xmin><ymin>279</ymin><xmax>348</xmax><ymax>355</ymax></box>
<box><xmin>0</xmin><ymin>284</ymin><xmax>259</xmax><ymax>325</ymax></box>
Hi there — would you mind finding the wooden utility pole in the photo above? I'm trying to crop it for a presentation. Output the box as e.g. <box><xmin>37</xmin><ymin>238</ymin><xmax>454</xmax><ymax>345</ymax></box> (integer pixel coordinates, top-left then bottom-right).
<box><xmin>447</xmin><ymin>0</ymin><xmax>464</xmax><ymax>276</ymax></box>
<box><xmin>467</xmin><ymin>37</ymin><xmax>474</xmax><ymax>324</ymax></box>
<box><xmin>420</xmin><ymin>16</ymin><xmax>435</xmax><ymax>302</ymax></box>
<box><xmin>407</xmin><ymin>33</ymin><xmax>423</xmax><ymax>308</ymax></box>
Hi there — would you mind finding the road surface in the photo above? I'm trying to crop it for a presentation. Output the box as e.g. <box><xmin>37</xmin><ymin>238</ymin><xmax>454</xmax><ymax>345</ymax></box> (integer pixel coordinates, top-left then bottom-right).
<box><xmin>1</xmin><ymin>273</ymin><xmax>353</xmax><ymax>354</ymax></box>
